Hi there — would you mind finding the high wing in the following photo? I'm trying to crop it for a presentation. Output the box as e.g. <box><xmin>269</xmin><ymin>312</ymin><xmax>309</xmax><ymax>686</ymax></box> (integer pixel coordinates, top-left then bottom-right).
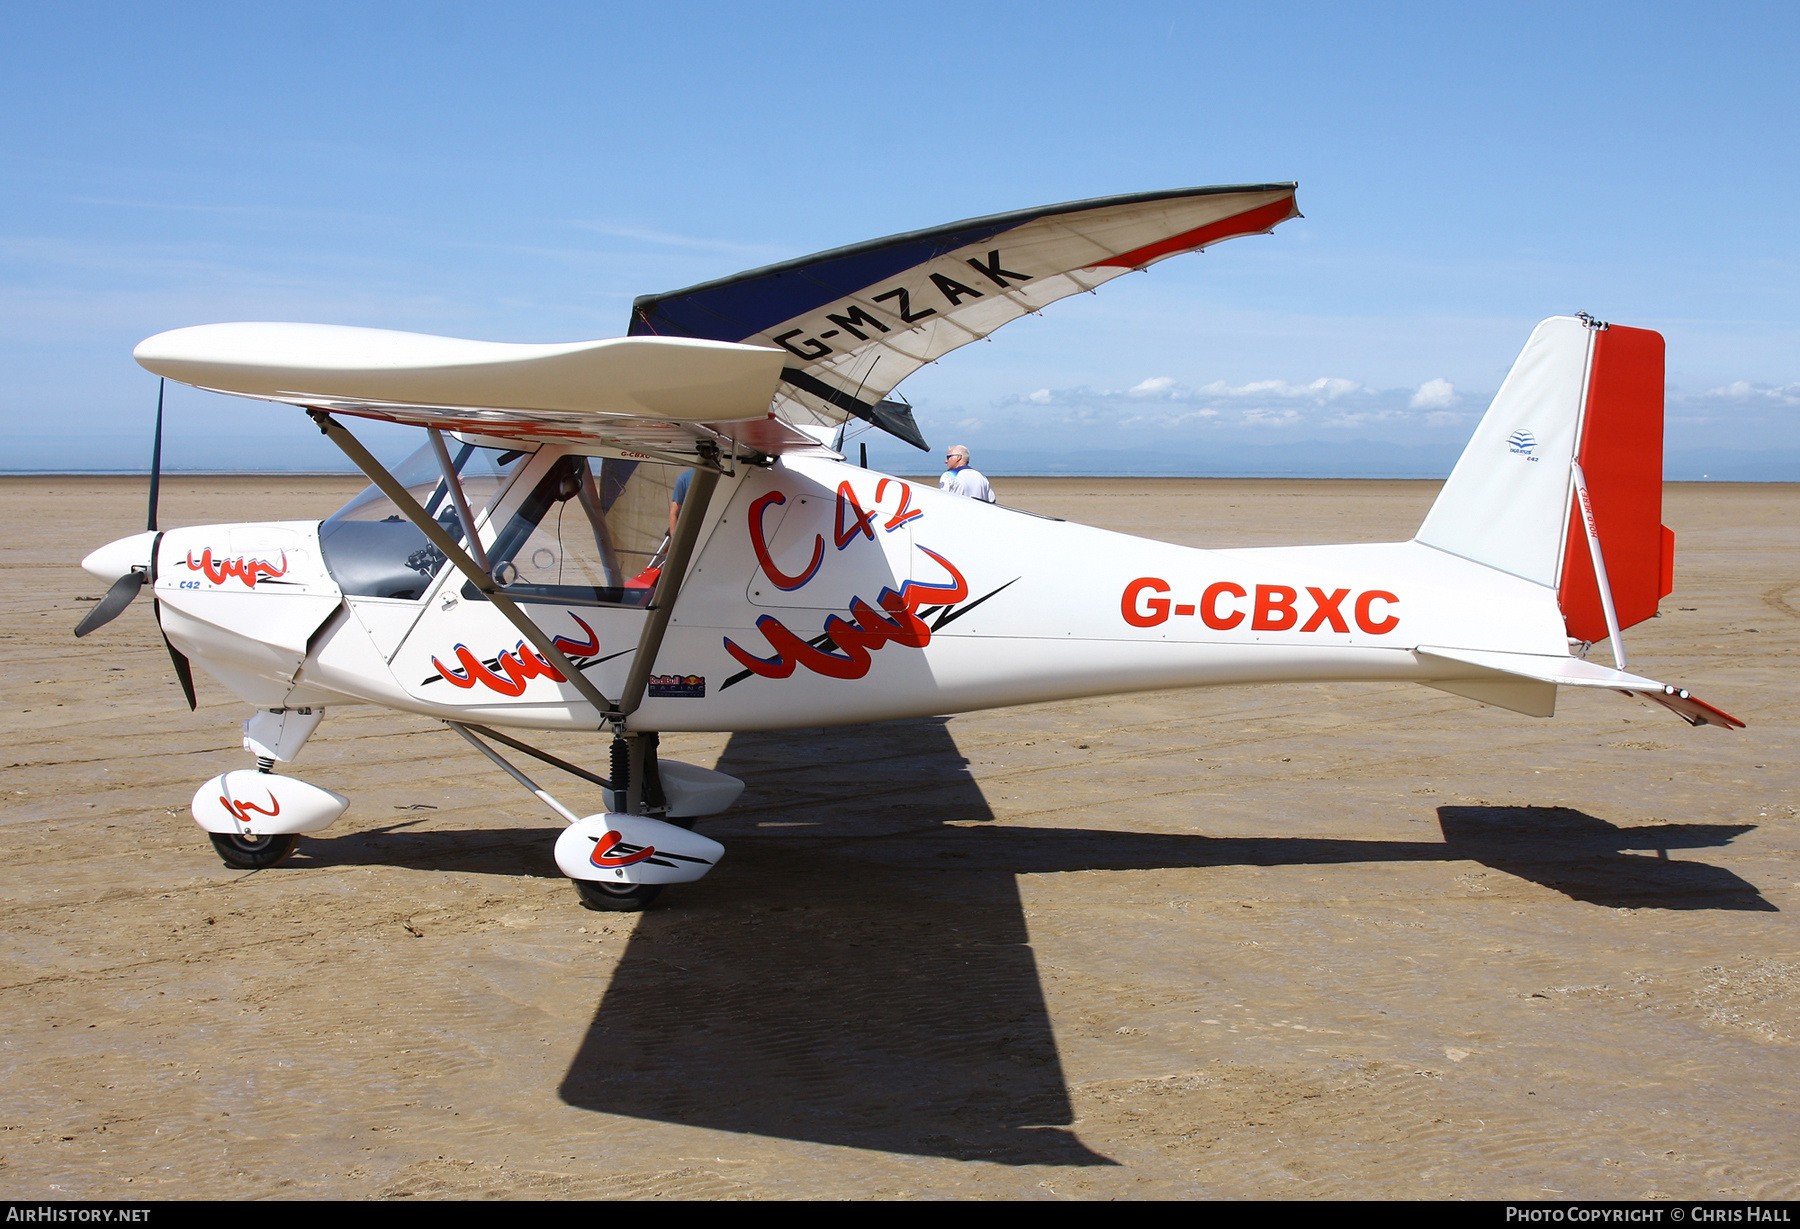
<box><xmin>133</xmin><ymin>324</ymin><xmax>810</xmax><ymax>462</ymax></box>
<box><xmin>629</xmin><ymin>184</ymin><xmax>1301</xmax><ymax>448</ymax></box>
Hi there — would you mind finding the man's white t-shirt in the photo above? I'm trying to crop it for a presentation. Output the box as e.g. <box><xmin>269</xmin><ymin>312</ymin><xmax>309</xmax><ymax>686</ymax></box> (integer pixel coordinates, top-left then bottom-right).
<box><xmin>939</xmin><ymin>466</ymin><xmax>996</xmax><ymax>503</ymax></box>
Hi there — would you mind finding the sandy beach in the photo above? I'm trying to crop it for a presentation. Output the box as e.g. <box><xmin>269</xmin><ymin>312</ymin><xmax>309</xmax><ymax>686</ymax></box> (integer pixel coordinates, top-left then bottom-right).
<box><xmin>2</xmin><ymin>473</ymin><xmax>1795</xmax><ymax>1200</ymax></box>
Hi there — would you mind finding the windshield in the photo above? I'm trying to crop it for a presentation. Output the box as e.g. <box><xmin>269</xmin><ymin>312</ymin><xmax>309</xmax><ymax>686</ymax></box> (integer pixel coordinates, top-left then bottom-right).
<box><xmin>318</xmin><ymin>439</ymin><xmax>527</xmax><ymax>600</ymax></box>
<box><xmin>467</xmin><ymin>454</ymin><xmax>687</xmax><ymax>608</ymax></box>
<box><xmin>325</xmin><ymin>439</ymin><xmax>525</xmax><ymax>526</ymax></box>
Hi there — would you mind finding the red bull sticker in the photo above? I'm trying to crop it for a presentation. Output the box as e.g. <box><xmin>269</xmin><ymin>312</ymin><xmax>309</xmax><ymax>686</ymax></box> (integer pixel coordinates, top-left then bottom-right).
<box><xmin>648</xmin><ymin>674</ymin><xmax>706</xmax><ymax>698</ymax></box>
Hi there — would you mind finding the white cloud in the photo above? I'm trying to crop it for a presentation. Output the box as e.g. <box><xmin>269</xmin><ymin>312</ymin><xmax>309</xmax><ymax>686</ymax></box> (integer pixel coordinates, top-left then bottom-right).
<box><xmin>947</xmin><ymin>369</ymin><xmax>1800</xmax><ymax>473</ymax></box>
<box><xmin>1193</xmin><ymin>377</ymin><xmax>1362</xmax><ymax>401</ymax></box>
<box><xmin>957</xmin><ymin>417</ymin><xmax>982</xmax><ymax>431</ymax></box>
<box><xmin>1128</xmin><ymin>376</ymin><xmax>1176</xmax><ymax>396</ymax></box>
<box><xmin>1242</xmin><ymin>407</ymin><xmax>1303</xmax><ymax>426</ymax></box>
<box><xmin>1308</xmin><ymin>377</ymin><xmax>1361</xmax><ymax>399</ymax></box>
<box><xmin>988</xmin><ymin>373</ymin><xmax>1486</xmax><ymax>442</ymax></box>
<box><xmin>1702</xmin><ymin>380</ymin><xmax>1800</xmax><ymax>404</ymax></box>
<box><xmin>1410</xmin><ymin>378</ymin><xmax>1457</xmax><ymax>409</ymax></box>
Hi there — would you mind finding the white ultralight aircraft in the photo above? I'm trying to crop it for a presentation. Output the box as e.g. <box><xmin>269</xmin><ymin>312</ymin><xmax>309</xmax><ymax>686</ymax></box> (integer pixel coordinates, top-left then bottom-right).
<box><xmin>75</xmin><ymin>183</ymin><xmax>1742</xmax><ymax>911</ymax></box>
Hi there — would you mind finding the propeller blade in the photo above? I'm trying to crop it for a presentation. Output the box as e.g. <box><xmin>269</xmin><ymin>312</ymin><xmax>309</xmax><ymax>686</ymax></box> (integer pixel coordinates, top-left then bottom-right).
<box><xmin>73</xmin><ymin>570</ymin><xmax>147</xmax><ymax>638</ymax></box>
<box><xmin>147</xmin><ymin>378</ymin><xmax>164</xmax><ymax>532</ymax></box>
<box><xmin>165</xmin><ymin>636</ymin><xmax>198</xmax><ymax>711</ymax></box>
<box><xmin>153</xmin><ymin>599</ymin><xmax>198</xmax><ymax>711</ymax></box>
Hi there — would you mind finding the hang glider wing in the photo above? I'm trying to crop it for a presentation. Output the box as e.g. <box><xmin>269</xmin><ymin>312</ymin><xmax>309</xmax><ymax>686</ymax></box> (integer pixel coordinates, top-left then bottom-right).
<box><xmin>134</xmin><ymin>323</ymin><xmax>809</xmax><ymax>459</ymax></box>
<box><xmin>629</xmin><ymin>183</ymin><xmax>1301</xmax><ymax>449</ymax></box>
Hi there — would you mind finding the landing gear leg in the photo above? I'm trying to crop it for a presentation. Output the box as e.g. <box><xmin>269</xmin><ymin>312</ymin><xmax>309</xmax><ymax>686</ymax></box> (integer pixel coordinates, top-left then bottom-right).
<box><xmin>448</xmin><ymin>722</ymin><xmax>708</xmax><ymax>914</ymax></box>
<box><xmin>572</xmin><ymin>731</ymin><xmax>673</xmax><ymax>910</ymax></box>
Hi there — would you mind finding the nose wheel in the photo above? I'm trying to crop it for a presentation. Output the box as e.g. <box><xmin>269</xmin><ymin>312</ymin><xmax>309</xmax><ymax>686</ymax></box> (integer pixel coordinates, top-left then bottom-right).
<box><xmin>209</xmin><ymin>831</ymin><xmax>300</xmax><ymax>870</ymax></box>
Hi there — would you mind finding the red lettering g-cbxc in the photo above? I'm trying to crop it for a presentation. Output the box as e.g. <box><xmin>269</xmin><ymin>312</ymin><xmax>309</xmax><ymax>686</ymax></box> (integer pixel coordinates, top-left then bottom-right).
<box><xmin>1121</xmin><ymin>579</ymin><xmax>1400</xmax><ymax>636</ymax></box>
<box><xmin>1122</xmin><ymin>577</ymin><xmax>1171</xmax><ymax>627</ymax></box>
<box><xmin>1355</xmin><ymin>590</ymin><xmax>1399</xmax><ymax>634</ymax></box>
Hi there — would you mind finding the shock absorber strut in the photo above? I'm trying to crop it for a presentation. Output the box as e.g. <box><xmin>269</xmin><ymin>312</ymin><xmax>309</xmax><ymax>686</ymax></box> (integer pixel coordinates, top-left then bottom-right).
<box><xmin>609</xmin><ymin>734</ymin><xmax>630</xmax><ymax>805</ymax></box>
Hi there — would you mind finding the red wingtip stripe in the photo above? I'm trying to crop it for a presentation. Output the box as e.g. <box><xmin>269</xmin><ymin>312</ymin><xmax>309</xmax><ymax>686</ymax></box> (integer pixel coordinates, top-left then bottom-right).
<box><xmin>1090</xmin><ymin>195</ymin><xmax>1299</xmax><ymax>269</ymax></box>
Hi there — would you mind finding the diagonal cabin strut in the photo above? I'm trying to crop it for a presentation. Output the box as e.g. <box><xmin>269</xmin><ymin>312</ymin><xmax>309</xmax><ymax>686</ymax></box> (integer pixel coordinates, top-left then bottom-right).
<box><xmin>618</xmin><ymin>462</ymin><xmax>719</xmax><ymax>718</ymax></box>
<box><xmin>308</xmin><ymin>411</ymin><xmax>723</xmax><ymax>733</ymax></box>
<box><xmin>309</xmin><ymin>410</ymin><xmax>620</xmax><ymax>722</ymax></box>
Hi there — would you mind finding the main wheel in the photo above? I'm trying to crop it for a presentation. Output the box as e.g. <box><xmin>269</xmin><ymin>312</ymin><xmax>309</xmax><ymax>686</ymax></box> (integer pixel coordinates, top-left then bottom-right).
<box><xmin>209</xmin><ymin>831</ymin><xmax>300</xmax><ymax>870</ymax></box>
<box><xmin>573</xmin><ymin>877</ymin><xmax>662</xmax><ymax>912</ymax></box>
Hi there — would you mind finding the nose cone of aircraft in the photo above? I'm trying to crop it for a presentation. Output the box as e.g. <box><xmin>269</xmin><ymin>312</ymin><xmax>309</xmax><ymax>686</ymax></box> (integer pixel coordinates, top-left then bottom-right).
<box><xmin>82</xmin><ymin>531</ymin><xmax>159</xmax><ymax>585</ymax></box>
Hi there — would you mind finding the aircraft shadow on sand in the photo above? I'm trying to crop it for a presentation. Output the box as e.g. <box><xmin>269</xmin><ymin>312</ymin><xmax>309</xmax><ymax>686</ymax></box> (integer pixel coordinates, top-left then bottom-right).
<box><xmin>552</xmin><ymin>718</ymin><xmax>1771</xmax><ymax>1165</ymax></box>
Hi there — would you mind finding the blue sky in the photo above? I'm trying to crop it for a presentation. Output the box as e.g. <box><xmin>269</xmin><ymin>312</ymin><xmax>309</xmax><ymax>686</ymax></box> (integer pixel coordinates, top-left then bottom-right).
<box><xmin>4</xmin><ymin>2</ymin><xmax>1797</xmax><ymax>477</ymax></box>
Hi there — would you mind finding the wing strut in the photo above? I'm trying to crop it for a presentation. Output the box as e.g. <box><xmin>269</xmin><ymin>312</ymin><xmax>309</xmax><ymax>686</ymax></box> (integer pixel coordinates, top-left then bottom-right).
<box><xmin>427</xmin><ymin>427</ymin><xmax>492</xmax><ymax>572</ymax></box>
<box><xmin>617</xmin><ymin>455</ymin><xmax>721</xmax><ymax>721</ymax></box>
<box><xmin>308</xmin><ymin>410</ymin><xmax>619</xmax><ymax>724</ymax></box>
<box><xmin>446</xmin><ymin>721</ymin><xmax>583</xmax><ymax>823</ymax></box>
<box><xmin>461</xmin><ymin>722</ymin><xmax>613</xmax><ymax>789</ymax></box>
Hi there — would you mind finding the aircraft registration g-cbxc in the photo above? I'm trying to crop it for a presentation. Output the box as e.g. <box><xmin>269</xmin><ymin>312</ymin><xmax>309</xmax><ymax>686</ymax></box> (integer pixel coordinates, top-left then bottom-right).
<box><xmin>75</xmin><ymin>183</ymin><xmax>1742</xmax><ymax>911</ymax></box>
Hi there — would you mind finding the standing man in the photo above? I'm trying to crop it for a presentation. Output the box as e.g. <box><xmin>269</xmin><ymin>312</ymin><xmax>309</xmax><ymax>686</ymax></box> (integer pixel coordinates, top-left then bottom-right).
<box><xmin>939</xmin><ymin>445</ymin><xmax>996</xmax><ymax>503</ymax></box>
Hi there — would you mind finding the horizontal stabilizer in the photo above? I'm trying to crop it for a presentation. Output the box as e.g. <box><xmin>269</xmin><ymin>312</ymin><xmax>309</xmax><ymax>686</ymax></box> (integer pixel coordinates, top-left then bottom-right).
<box><xmin>1417</xmin><ymin>646</ymin><xmax>1664</xmax><ymax>690</ymax></box>
<box><xmin>1416</xmin><ymin>646</ymin><xmax>1744</xmax><ymax>729</ymax></box>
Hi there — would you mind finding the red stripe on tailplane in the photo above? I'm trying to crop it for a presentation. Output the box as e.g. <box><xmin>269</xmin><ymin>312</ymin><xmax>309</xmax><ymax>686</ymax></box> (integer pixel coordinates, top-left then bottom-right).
<box><xmin>1091</xmin><ymin>196</ymin><xmax>1300</xmax><ymax>269</ymax></box>
<box><xmin>1635</xmin><ymin>687</ymin><xmax>1745</xmax><ymax>730</ymax></box>
<box><xmin>1559</xmin><ymin>325</ymin><xmax>1667</xmax><ymax>644</ymax></box>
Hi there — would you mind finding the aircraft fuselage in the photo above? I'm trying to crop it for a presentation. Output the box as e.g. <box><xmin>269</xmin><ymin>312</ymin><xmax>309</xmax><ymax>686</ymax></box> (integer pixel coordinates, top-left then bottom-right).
<box><xmin>140</xmin><ymin>449</ymin><xmax>1569</xmax><ymax>733</ymax></box>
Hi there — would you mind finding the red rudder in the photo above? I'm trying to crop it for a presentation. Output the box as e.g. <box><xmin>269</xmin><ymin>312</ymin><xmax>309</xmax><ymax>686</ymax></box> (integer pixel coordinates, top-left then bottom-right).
<box><xmin>1559</xmin><ymin>325</ymin><xmax>1666</xmax><ymax>643</ymax></box>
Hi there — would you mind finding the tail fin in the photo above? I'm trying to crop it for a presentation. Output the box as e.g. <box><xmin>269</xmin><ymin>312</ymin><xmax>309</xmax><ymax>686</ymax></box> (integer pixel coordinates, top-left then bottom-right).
<box><xmin>1414</xmin><ymin>315</ymin><xmax>1674</xmax><ymax>643</ymax></box>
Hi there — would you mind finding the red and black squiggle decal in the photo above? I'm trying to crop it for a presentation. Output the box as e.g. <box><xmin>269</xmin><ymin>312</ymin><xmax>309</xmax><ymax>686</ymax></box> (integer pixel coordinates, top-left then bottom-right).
<box><xmin>219</xmin><ymin>791</ymin><xmax>280</xmax><ymax>827</ymax></box>
<box><xmin>184</xmin><ymin>548</ymin><xmax>289</xmax><ymax>588</ymax></box>
<box><xmin>430</xmin><ymin>616</ymin><xmax>601</xmax><ymax>697</ymax></box>
<box><xmin>589</xmin><ymin>829</ymin><xmax>657</xmax><ymax>868</ymax></box>
<box><xmin>724</xmin><ymin>547</ymin><xmax>969</xmax><ymax>682</ymax></box>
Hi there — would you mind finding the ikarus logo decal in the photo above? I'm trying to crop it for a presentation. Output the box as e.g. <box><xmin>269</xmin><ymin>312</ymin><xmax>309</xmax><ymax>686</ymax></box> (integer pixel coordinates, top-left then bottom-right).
<box><xmin>1506</xmin><ymin>429</ymin><xmax>1538</xmax><ymax>460</ymax></box>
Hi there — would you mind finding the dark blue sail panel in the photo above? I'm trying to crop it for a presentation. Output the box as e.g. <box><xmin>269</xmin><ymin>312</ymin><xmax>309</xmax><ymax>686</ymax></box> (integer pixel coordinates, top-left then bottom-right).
<box><xmin>629</xmin><ymin>219</ymin><xmax>1021</xmax><ymax>342</ymax></box>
